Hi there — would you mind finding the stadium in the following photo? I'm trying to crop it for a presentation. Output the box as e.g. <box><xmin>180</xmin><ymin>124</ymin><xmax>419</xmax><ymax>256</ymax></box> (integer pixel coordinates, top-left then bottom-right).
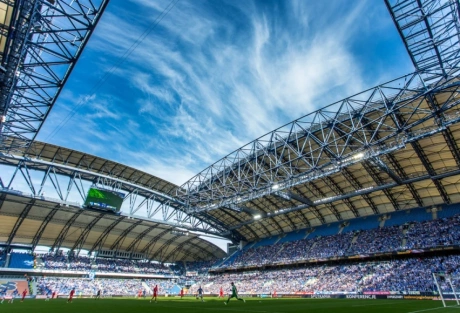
<box><xmin>0</xmin><ymin>0</ymin><xmax>460</xmax><ymax>312</ymax></box>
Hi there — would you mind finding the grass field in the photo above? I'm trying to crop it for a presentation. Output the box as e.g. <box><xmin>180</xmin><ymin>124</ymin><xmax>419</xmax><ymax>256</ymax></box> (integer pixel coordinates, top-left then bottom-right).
<box><xmin>1</xmin><ymin>297</ymin><xmax>460</xmax><ymax>313</ymax></box>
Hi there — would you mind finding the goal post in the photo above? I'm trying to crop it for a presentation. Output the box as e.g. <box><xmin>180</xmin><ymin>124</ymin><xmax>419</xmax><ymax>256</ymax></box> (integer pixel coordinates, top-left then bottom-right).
<box><xmin>433</xmin><ymin>272</ymin><xmax>460</xmax><ymax>307</ymax></box>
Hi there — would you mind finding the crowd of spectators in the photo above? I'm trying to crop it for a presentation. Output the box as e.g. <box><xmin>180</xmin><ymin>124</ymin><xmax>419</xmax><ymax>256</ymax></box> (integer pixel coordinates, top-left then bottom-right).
<box><xmin>135</xmin><ymin>261</ymin><xmax>171</xmax><ymax>275</ymax></box>
<box><xmin>11</xmin><ymin>213</ymin><xmax>460</xmax><ymax>297</ymax></box>
<box><xmin>404</xmin><ymin>215</ymin><xmax>460</xmax><ymax>249</ymax></box>
<box><xmin>37</xmin><ymin>254</ymin><xmax>173</xmax><ymax>275</ymax></box>
<box><xmin>217</xmin><ymin>214</ymin><xmax>460</xmax><ymax>269</ymax></box>
<box><xmin>308</xmin><ymin>233</ymin><xmax>354</xmax><ymax>259</ymax></box>
<box><xmin>185</xmin><ymin>260</ymin><xmax>216</xmax><ymax>274</ymax></box>
<box><xmin>96</xmin><ymin>258</ymin><xmax>135</xmax><ymax>273</ymax></box>
<box><xmin>349</xmin><ymin>225</ymin><xmax>404</xmax><ymax>254</ymax></box>
<box><xmin>170</xmin><ymin>263</ymin><xmax>185</xmax><ymax>275</ymax></box>
<box><xmin>230</xmin><ymin>244</ymin><xmax>281</xmax><ymax>267</ymax></box>
<box><xmin>41</xmin><ymin>254</ymin><xmax>68</xmax><ymax>270</ymax></box>
<box><xmin>36</xmin><ymin>277</ymin><xmax>177</xmax><ymax>296</ymax></box>
<box><xmin>189</xmin><ymin>255</ymin><xmax>460</xmax><ymax>294</ymax></box>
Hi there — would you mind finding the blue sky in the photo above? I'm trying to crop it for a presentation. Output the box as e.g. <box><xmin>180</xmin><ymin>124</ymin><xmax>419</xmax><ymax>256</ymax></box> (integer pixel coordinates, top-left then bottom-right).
<box><xmin>38</xmin><ymin>0</ymin><xmax>414</xmax><ymax>186</ymax></box>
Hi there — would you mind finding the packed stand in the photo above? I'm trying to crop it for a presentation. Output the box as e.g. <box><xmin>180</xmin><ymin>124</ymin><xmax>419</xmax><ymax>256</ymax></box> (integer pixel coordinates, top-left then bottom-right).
<box><xmin>230</xmin><ymin>244</ymin><xmax>282</xmax><ymax>267</ymax></box>
<box><xmin>41</xmin><ymin>254</ymin><xmax>69</xmax><ymax>270</ymax></box>
<box><xmin>68</xmin><ymin>256</ymin><xmax>92</xmax><ymax>271</ymax></box>
<box><xmin>189</xmin><ymin>254</ymin><xmax>460</xmax><ymax>294</ymax></box>
<box><xmin>349</xmin><ymin>225</ymin><xmax>404</xmax><ymax>254</ymax></box>
<box><xmin>135</xmin><ymin>261</ymin><xmax>171</xmax><ymax>275</ymax></box>
<box><xmin>307</xmin><ymin>233</ymin><xmax>354</xmax><ymax>259</ymax></box>
<box><xmin>218</xmin><ymin>214</ymin><xmax>460</xmax><ymax>270</ymax></box>
<box><xmin>36</xmin><ymin>277</ymin><xmax>177</xmax><ymax>296</ymax></box>
<box><xmin>404</xmin><ymin>215</ymin><xmax>460</xmax><ymax>249</ymax></box>
<box><xmin>186</xmin><ymin>260</ymin><xmax>216</xmax><ymax>274</ymax></box>
<box><xmin>95</xmin><ymin>258</ymin><xmax>136</xmax><ymax>273</ymax></box>
<box><xmin>275</xmin><ymin>239</ymin><xmax>314</xmax><ymax>264</ymax></box>
<box><xmin>170</xmin><ymin>262</ymin><xmax>185</xmax><ymax>275</ymax></box>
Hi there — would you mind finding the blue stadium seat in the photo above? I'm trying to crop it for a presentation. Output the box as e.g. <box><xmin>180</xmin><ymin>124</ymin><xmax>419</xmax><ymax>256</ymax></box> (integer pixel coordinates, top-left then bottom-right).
<box><xmin>437</xmin><ymin>204</ymin><xmax>460</xmax><ymax>219</ymax></box>
<box><xmin>344</xmin><ymin>216</ymin><xmax>380</xmax><ymax>233</ymax></box>
<box><xmin>9</xmin><ymin>252</ymin><xmax>34</xmax><ymax>269</ymax></box>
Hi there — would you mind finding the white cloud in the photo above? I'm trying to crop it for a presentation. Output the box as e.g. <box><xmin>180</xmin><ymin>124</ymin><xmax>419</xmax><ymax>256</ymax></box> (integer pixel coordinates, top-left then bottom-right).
<box><xmin>41</xmin><ymin>0</ymin><xmax>409</xmax><ymax>186</ymax></box>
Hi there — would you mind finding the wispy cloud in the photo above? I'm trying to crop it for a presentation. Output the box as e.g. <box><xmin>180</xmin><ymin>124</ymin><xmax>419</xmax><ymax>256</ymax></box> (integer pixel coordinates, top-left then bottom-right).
<box><xmin>38</xmin><ymin>0</ymin><xmax>413</xmax><ymax>187</ymax></box>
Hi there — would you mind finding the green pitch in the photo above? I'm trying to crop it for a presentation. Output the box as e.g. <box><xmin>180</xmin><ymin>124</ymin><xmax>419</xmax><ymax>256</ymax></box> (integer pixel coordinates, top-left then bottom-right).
<box><xmin>1</xmin><ymin>297</ymin><xmax>459</xmax><ymax>313</ymax></box>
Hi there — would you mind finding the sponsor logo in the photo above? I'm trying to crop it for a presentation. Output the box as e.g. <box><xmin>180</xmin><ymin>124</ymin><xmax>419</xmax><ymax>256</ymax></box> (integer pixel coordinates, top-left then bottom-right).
<box><xmin>407</xmin><ymin>291</ymin><xmax>421</xmax><ymax>295</ymax></box>
<box><xmin>311</xmin><ymin>295</ymin><xmax>331</xmax><ymax>299</ymax></box>
<box><xmin>346</xmin><ymin>295</ymin><xmax>376</xmax><ymax>299</ymax></box>
<box><xmin>387</xmin><ymin>295</ymin><xmax>404</xmax><ymax>299</ymax></box>
<box><xmin>404</xmin><ymin>296</ymin><xmax>433</xmax><ymax>300</ymax></box>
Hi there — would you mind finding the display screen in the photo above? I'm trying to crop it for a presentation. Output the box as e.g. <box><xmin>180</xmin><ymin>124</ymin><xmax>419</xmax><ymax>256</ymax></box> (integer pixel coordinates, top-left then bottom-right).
<box><xmin>84</xmin><ymin>187</ymin><xmax>124</xmax><ymax>213</ymax></box>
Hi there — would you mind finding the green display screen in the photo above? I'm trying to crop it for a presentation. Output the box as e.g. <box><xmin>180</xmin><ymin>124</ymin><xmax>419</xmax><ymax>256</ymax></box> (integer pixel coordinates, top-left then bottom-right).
<box><xmin>84</xmin><ymin>187</ymin><xmax>124</xmax><ymax>213</ymax></box>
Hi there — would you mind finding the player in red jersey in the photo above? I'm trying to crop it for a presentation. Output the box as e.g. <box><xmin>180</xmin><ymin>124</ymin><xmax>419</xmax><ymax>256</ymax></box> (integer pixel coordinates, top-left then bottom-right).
<box><xmin>272</xmin><ymin>290</ymin><xmax>277</xmax><ymax>298</ymax></box>
<box><xmin>150</xmin><ymin>285</ymin><xmax>158</xmax><ymax>303</ymax></box>
<box><xmin>21</xmin><ymin>289</ymin><xmax>27</xmax><ymax>302</ymax></box>
<box><xmin>180</xmin><ymin>288</ymin><xmax>184</xmax><ymax>299</ymax></box>
<box><xmin>52</xmin><ymin>291</ymin><xmax>56</xmax><ymax>299</ymax></box>
<box><xmin>219</xmin><ymin>287</ymin><xmax>224</xmax><ymax>298</ymax></box>
<box><xmin>67</xmin><ymin>288</ymin><xmax>75</xmax><ymax>303</ymax></box>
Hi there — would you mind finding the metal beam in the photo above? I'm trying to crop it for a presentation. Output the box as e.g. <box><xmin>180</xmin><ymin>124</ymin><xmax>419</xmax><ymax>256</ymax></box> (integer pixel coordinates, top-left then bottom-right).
<box><xmin>0</xmin><ymin>155</ymin><xmax>230</xmax><ymax>237</ymax></box>
<box><xmin>384</xmin><ymin>153</ymin><xmax>424</xmax><ymax>207</ymax></box>
<box><xmin>0</xmin><ymin>0</ymin><xmax>111</xmax><ymax>152</ymax></box>
<box><xmin>307</xmin><ymin>182</ymin><xmax>338</xmax><ymax>222</ymax></box>
<box><xmin>88</xmin><ymin>216</ymin><xmax>125</xmax><ymax>254</ymax></box>
<box><xmin>6</xmin><ymin>199</ymin><xmax>35</xmax><ymax>247</ymax></box>
<box><xmin>443</xmin><ymin>127</ymin><xmax>460</xmax><ymax>167</ymax></box>
<box><xmin>51</xmin><ymin>210</ymin><xmax>83</xmax><ymax>252</ymax></box>
<box><xmin>163</xmin><ymin>237</ymin><xmax>206</xmax><ymax>262</ymax></box>
<box><xmin>31</xmin><ymin>203</ymin><xmax>61</xmax><ymax>250</ymax></box>
<box><xmin>150</xmin><ymin>234</ymin><xmax>182</xmax><ymax>261</ymax></box>
<box><xmin>110</xmin><ymin>220</ymin><xmax>143</xmax><ymax>251</ymax></box>
<box><xmin>71</xmin><ymin>213</ymin><xmax>105</xmax><ymax>254</ymax></box>
<box><xmin>385</xmin><ymin>0</ymin><xmax>460</xmax><ymax>79</ymax></box>
<box><xmin>341</xmin><ymin>168</ymin><xmax>380</xmax><ymax>215</ymax></box>
<box><xmin>411</xmin><ymin>140</ymin><xmax>451</xmax><ymax>204</ymax></box>
<box><xmin>181</xmin><ymin>69</ymin><xmax>460</xmax><ymax>212</ymax></box>
<box><xmin>125</xmin><ymin>224</ymin><xmax>159</xmax><ymax>253</ymax></box>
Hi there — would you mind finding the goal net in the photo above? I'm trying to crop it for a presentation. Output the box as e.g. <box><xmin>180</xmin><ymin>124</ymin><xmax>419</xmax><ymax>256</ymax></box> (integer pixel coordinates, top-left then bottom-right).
<box><xmin>433</xmin><ymin>272</ymin><xmax>460</xmax><ymax>307</ymax></box>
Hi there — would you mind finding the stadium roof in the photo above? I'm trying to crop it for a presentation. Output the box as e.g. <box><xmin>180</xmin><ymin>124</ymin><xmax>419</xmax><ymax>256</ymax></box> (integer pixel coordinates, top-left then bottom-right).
<box><xmin>0</xmin><ymin>192</ymin><xmax>226</xmax><ymax>262</ymax></box>
<box><xmin>1</xmin><ymin>0</ymin><xmax>460</xmax><ymax>259</ymax></box>
<box><xmin>2</xmin><ymin>139</ymin><xmax>180</xmax><ymax>197</ymax></box>
<box><xmin>179</xmin><ymin>69</ymin><xmax>460</xmax><ymax>242</ymax></box>
<box><xmin>174</xmin><ymin>0</ymin><xmax>460</xmax><ymax>242</ymax></box>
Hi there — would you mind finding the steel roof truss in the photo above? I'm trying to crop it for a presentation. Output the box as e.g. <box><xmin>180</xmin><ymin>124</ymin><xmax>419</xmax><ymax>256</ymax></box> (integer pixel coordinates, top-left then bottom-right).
<box><xmin>71</xmin><ymin>212</ymin><xmax>104</xmax><ymax>254</ymax></box>
<box><xmin>6</xmin><ymin>199</ymin><xmax>35</xmax><ymax>247</ymax></box>
<box><xmin>342</xmin><ymin>168</ymin><xmax>380</xmax><ymax>214</ymax></box>
<box><xmin>181</xmin><ymin>70</ymin><xmax>460</xmax><ymax>212</ymax></box>
<box><xmin>88</xmin><ymin>216</ymin><xmax>124</xmax><ymax>254</ymax></box>
<box><xmin>0</xmin><ymin>0</ymin><xmax>110</xmax><ymax>152</ymax></box>
<box><xmin>51</xmin><ymin>210</ymin><xmax>82</xmax><ymax>252</ymax></box>
<box><xmin>110</xmin><ymin>220</ymin><xmax>142</xmax><ymax>251</ymax></box>
<box><xmin>411</xmin><ymin>140</ymin><xmax>451</xmax><ymax>204</ymax></box>
<box><xmin>125</xmin><ymin>224</ymin><xmax>158</xmax><ymax>253</ymax></box>
<box><xmin>31</xmin><ymin>204</ymin><xmax>59</xmax><ymax>250</ymax></box>
<box><xmin>363</xmin><ymin>161</ymin><xmax>401</xmax><ymax>210</ymax></box>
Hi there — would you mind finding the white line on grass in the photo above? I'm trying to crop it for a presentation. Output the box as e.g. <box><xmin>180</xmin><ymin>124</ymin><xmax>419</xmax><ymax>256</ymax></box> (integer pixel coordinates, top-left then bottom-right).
<box><xmin>408</xmin><ymin>305</ymin><xmax>460</xmax><ymax>313</ymax></box>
